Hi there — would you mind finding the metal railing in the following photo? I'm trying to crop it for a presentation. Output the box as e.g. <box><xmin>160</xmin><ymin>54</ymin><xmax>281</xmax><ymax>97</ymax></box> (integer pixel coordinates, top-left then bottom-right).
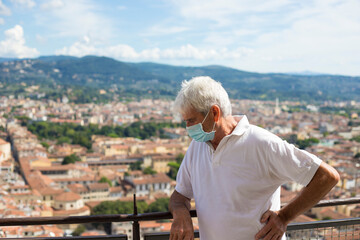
<box><xmin>0</xmin><ymin>237</ymin><xmax>128</xmax><ymax>240</ymax></box>
<box><xmin>0</xmin><ymin>196</ymin><xmax>359</xmax><ymax>239</ymax></box>
<box><xmin>286</xmin><ymin>217</ymin><xmax>360</xmax><ymax>239</ymax></box>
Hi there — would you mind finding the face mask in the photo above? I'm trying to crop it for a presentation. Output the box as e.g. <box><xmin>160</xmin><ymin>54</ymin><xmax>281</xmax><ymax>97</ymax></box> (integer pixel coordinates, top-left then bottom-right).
<box><xmin>186</xmin><ymin>110</ymin><xmax>216</xmax><ymax>142</ymax></box>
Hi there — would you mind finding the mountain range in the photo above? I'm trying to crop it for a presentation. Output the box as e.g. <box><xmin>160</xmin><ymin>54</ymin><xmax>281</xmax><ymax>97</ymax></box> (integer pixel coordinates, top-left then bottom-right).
<box><xmin>0</xmin><ymin>55</ymin><xmax>359</xmax><ymax>102</ymax></box>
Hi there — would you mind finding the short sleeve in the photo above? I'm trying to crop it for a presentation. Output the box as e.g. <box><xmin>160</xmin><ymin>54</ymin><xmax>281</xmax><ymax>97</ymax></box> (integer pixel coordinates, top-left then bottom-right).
<box><xmin>266</xmin><ymin>137</ymin><xmax>322</xmax><ymax>186</ymax></box>
<box><xmin>175</xmin><ymin>145</ymin><xmax>194</xmax><ymax>199</ymax></box>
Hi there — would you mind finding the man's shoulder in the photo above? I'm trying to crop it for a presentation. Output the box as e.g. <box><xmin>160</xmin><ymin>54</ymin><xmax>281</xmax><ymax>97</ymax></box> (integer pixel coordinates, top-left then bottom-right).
<box><xmin>243</xmin><ymin>124</ymin><xmax>282</xmax><ymax>145</ymax></box>
<box><xmin>187</xmin><ymin>140</ymin><xmax>208</xmax><ymax>152</ymax></box>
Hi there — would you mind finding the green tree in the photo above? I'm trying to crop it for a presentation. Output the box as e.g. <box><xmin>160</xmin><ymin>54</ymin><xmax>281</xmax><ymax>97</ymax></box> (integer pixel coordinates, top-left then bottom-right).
<box><xmin>296</xmin><ymin>138</ymin><xmax>319</xmax><ymax>149</ymax></box>
<box><xmin>167</xmin><ymin>153</ymin><xmax>184</xmax><ymax>180</ymax></box>
<box><xmin>40</xmin><ymin>141</ymin><xmax>50</xmax><ymax>149</ymax></box>
<box><xmin>175</xmin><ymin>153</ymin><xmax>184</xmax><ymax>164</ymax></box>
<box><xmin>146</xmin><ymin>198</ymin><xmax>169</xmax><ymax>213</ymax></box>
<box><xmin>57</xmin><ymin>136</ymin><xmax>71</xmax><ymax>145</ymax></box>
<box><xmin>107</xmin><ymin>133</ymin><xmax>118</xmax><ymax>138</ymax></box>
<box><xmin>92</xmin><ymin>200</ymin><xmax>148</xmax><ymax>215</ymax></box>
<box><xmin>353</xmin><ymin>136</ymin><xmax>360</xmax><ymax>143</ymax></box>
<box><xmin>72</xmin><ymin>224</ymin><xmax>86</xmax><ymax>236</ymax></box>
<box><xmin>167</xmin><ymin>162</ymin><xmax>180</xmax><ymax>180</ymax></box>
<box><xmin>62</xmin><ymin>154</ymin><xmax>81</xmax><ymax>165</ymax></box>
<box><xmin>99</xmin><ymin>176</ymin><xmax>112</xmax><ymax>187</ymax></box>
<box><xmin>130</xmin><ymin>161</ymin><xmax>142</xmax><ymax>171</ymax></box>
<box><xmin>143</xmin><ymin>167</ymin><xmax>157</xmax><ymax>175</ymax></box>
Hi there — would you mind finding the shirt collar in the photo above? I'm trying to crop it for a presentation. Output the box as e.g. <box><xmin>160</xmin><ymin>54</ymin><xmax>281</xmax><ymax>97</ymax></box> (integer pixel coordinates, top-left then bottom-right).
<box><xmin>229</xmin><ymin>115</ymin><xmax>250</xmax><ymax>137</ymax></box>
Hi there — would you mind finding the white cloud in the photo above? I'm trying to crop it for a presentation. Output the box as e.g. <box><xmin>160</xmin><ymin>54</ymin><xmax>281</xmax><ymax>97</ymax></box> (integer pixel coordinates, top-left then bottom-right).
<box><xmin>40</xmin><ymin>0</ymin><xmax>64</xmax><ymax>10</ymax></box>
<box><xmin>163</xmin><ymin>0</ymin><xmax>360</xmax><ymax>75</ymax></box>
<box><xmin>37</xmin><ymin>0</ymin><xmax>113</xmax><ymax>43</ymax></box>
<box><xmin>55</xmin><ymin>36</ymin><xmax>254</xmax><ymax>62</ymax></box>
<box><xmin>0</xmin><ymin>17</ymin><xmax>4</xmax><ymax>25</ymax></box>
<box><xmin>168</xmin><ymin>0</ymin><xmax>292</xmax><ymax>26</ymax></box>
<box><xmin>143</xmin><ymin>25</ymin><xmax>189</xmax><ymax>36</ymax></box>
<box><xmin>11</xmin><ymin>0</ymin><xmax>36</xmax><ymax>8</ymax></box>
<box><xmin>0</xmin><ymin>25</ymin><xmax>39</xmax><ymax>58</ymax></box>
<box><xmin>0</xmin><ymin>0</ymin><xmax>11</xmax><ymax>15</ymax></box>
<box><xmin>242</xmin><ymin>0</ymin><xmax>360</xmax><ymax>75</ymax></box>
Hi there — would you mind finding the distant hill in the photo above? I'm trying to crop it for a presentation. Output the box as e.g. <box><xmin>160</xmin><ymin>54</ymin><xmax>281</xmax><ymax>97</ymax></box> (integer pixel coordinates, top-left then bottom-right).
<box><xmin>0</xmin><ymin>57</ymin><xmax>16</xmax><ymax>63</ymax></box>
<box><xmin>131</xmin><ymin>62</ymin><xmax>360</xmax><ymax>101</ymax></box>
<box><xmin>0</xmin><ymin>55</ymin><xmax>359</xmax><ymax>102</ymax></box>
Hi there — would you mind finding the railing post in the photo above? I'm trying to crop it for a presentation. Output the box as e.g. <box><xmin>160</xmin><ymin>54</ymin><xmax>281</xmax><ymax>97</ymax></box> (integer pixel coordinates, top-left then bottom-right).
<box><xmin>133</xmin><ymin>194</ymin><xmax>140</xmax><ymax>240</ymax></box>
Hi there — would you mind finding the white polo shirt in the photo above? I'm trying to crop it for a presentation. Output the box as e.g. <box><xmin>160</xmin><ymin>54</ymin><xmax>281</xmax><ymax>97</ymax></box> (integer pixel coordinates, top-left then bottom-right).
<box><xmin>175</xmin><ymin>115</ymin><xmax>322</xmax><ymax>240</ymax></box>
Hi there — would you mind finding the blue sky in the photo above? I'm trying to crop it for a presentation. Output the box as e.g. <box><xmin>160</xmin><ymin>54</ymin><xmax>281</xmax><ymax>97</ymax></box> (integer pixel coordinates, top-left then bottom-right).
<box><xmin>0</xmin><ymin>0</ymin><xmax>359</xmax><ymax>76</ymax></box>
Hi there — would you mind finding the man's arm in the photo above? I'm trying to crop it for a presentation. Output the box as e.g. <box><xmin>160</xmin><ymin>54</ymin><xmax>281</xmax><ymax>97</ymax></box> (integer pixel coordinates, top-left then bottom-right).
<box><xmin>255</xmin><ymin>161</ymin><xmax>340</xmax><ymax>240</ymax></box>
<box><xmin>169</xmin><ymin>190</ymin><xmax>194</xmax><ymax>240</ymax></box>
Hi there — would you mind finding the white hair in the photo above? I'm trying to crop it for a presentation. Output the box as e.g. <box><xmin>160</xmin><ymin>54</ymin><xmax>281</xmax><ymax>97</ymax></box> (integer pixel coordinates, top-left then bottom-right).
<box><xmin>173</xmin><ymin>76</ymin><xmax>232</xmax><ymax>117</ymax></box>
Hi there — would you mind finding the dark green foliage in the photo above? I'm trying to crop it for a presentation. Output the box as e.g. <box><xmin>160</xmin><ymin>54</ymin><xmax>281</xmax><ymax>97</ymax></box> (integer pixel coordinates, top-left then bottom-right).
<box><xmin>143</xmin><ymin>167</ymin><xmax>157</xmax><ymax>175</ymax></box>
<box><xmin>130</xmin><ymin>161</ymin><xmax>142</xmax><ymax>171</ymax></box>
<box><xmin>92</xmin><ymin>200</ymin><xmax>148</xmax><ymax>215</ymax></box>
<box><xmin>146</xmin><ymin>198</ymin><xmax>169</xmax><ymax>213</ymax></box>
<box><xmin>167</xmin><ymin>153</ymin><xmax>184</xmax><ymax>180</ymax></box>
<box><xmin>175</xmin><ymin>153</ymin><xmax>184</xmax><ymax>164</ymax></box>
<box><xmin>72</xmin><ymin>224</ymin><xmax>86</xmax><ymax>236</ymax></box>
<box><xmin>90</xmin><ymin>198</ymin><xmax>171</xmax><ymax>232</ymax></box>
<box><xmin>1</xmin><ymin>56</ymin><xmax>360</xmax><ymax>103</ymax></box>
<box><xmin>15</xmin><ymin>115</ymin><xmax>31</xmax><ymax>122</ymax></box>
<box><xmin>99</xmin><ymin>176</ymin><xmax>112</xmax><ymax>187</ymax></box>
<box><xmin>92</xmin><ymin>198</ymin><xmax>170</xmax><ymax>215</ymax></box>
<box><xmin>57</xmin><ymin>136</ymin><xmax>71</xmax><ymax>145</ymax></box>
<box><xmin>296</xmin><ymin>138</ymin><xmax>320</xmax><ymax>149</ymax></box>
<box><xmin>40</xmin><ymin>141</ymin><xmax>50</xmax><ymax>149</ymax></box>
<box><xmin>167</xmin><ymin>162</ymin><xmax>180</xmax><ymax>180</ymax></box>
<box><xmin>62</xmin><ymin>154</ymin><xmax>81</xmax><ymax>165</ymax></box>
<box><xmin>353</xmin><ymin>136</ymin><xmax>360</xmax><ymax>143</ymax></box>
<box><xmin>285</xmin><ymin>135</ymin><xmax>319</xmax><ymax>149</ymax></box>
<box><xmin>26</xmin><ymin>121</ymin><xmax>183</xmax><ymax>150</ymax></box>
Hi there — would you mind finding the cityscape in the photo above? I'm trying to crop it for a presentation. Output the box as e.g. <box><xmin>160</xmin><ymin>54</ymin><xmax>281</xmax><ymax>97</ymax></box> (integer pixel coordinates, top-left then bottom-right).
<box><xmin>0</xmin><ymin>0</ymin><xmax>360</xmax><ymax>239</ymax></box>
<box><xmin>0</xmin><ymin>92</ymin><xmax>360</xmax><ymax>238</ymax></box>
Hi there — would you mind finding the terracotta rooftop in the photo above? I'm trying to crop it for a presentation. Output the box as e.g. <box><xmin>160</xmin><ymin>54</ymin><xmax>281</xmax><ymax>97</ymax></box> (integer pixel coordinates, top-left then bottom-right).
<box><xmin>0</xmin><ymin>138</ymin><xmax>9</xmax><ymax>145</ymax></box>
<box><xmin>53</xmin><ymin>206</ymin><xmax>90</xmax><ymax>216</ymax></box>
<box><xmin>132</xmin><ymin>173</ymin><xmax>172</xmax><ymax>185</ymax></box>
<box><xmin>33</xmin><ymin>164</ymin><xmax>77</xmax><ymax>171</ymax></box>
<box><xmin>88</xmin><ymin>183</ymin><xmax>109</xmax><ymax>191</ymax></box>
<box><xmin>320</xmin><ymin>208</ymin><xmax>350</xmax><ymax>220</ymax></box>
<box><xmin>38</xmin><ymin>187</ymin><xmax>64</xmax><ymax>196</ymax></box>
<box><xmin>67</xmin><ymin>184</ymin><xmax>88</xmax><ymax>193</ymax></box>
<box><xmin>54</xmin><ymin>191</ymin><xmax>81</xmax><ymax>202</ymax></box>
<box><xmin>110</xmin><ymin>186</ymin><xmax>124</xmax><ymax>193</ymax></box>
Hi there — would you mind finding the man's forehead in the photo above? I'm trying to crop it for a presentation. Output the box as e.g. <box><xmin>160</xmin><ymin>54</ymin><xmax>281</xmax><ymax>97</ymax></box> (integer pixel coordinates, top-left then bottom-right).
<box><xmin>181</xmin><ymin>108</ymin><xmax>203</xmax><ymax>120</ymax></box>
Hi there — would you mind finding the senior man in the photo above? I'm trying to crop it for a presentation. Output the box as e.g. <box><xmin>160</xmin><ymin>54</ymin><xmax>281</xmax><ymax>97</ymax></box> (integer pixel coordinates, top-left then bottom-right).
<box><xmin>169</xmin><ymin>76</ymin><xmax>339</xmax><ymax>240</ymax></box>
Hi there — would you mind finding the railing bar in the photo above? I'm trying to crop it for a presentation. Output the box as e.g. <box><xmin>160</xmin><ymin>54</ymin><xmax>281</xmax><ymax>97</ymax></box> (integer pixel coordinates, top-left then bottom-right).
<box><xmin>353</xmin><ymin>224</ymin><xmax>355</xmax><ymax>239</ymax></box>
<box><xmin>0</xmin><ymin>236</ymin><xmax>128</xmax><ymax>240</ymax></box>
<box><xmin>0</xmin><ymin>211</ymin><xmax>196</xmax><ymax>227</ymax></box>
<box><xmin>281</xmin><ymin>197</ymin><xmax>360</xmax><ymax>208</ymax></box>
<box><xmin>143</xmin><ymin>230</ymin><xmax>200</xmax><ymax>239</ymax></box>
<box><xmin>0</xmin><ymin>197</ymin><xmax>358</xmax><ymax>227</ymax></box>
<box><xmin>287</xmin><ymin>218</ymin><xmax>360</xmax><ymax>231</ymax></box>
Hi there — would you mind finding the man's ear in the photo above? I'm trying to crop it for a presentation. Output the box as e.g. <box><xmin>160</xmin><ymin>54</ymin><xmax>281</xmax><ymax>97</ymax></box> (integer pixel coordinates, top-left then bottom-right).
<box><xmin>211</xmin><ymin>105</ymin><xmax>221</xmax><ymax>122</ymax></box>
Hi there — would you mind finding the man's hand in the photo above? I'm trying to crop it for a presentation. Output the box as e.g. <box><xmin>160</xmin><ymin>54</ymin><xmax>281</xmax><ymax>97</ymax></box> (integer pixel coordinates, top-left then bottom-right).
<box><xmin>169</xmin><ymin>190</ymin><xmax>194</xmax><ymax>240</ymax></box>
<box><xmin>170</xmin><ymin>208</ymin><xmax>194</xmax><ymax>240</ymax></box>
<box><xmin>255</xmin><ymin>210</ymin><xmax>288</xmax><ymax>240</ymax></box>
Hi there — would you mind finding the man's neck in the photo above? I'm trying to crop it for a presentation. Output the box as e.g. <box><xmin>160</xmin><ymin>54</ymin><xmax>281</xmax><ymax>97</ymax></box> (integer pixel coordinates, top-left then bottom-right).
<box><xmin>210</xmin><ymin>115</ymin><xmax>239</xmax><ymax>150</ymax></box>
